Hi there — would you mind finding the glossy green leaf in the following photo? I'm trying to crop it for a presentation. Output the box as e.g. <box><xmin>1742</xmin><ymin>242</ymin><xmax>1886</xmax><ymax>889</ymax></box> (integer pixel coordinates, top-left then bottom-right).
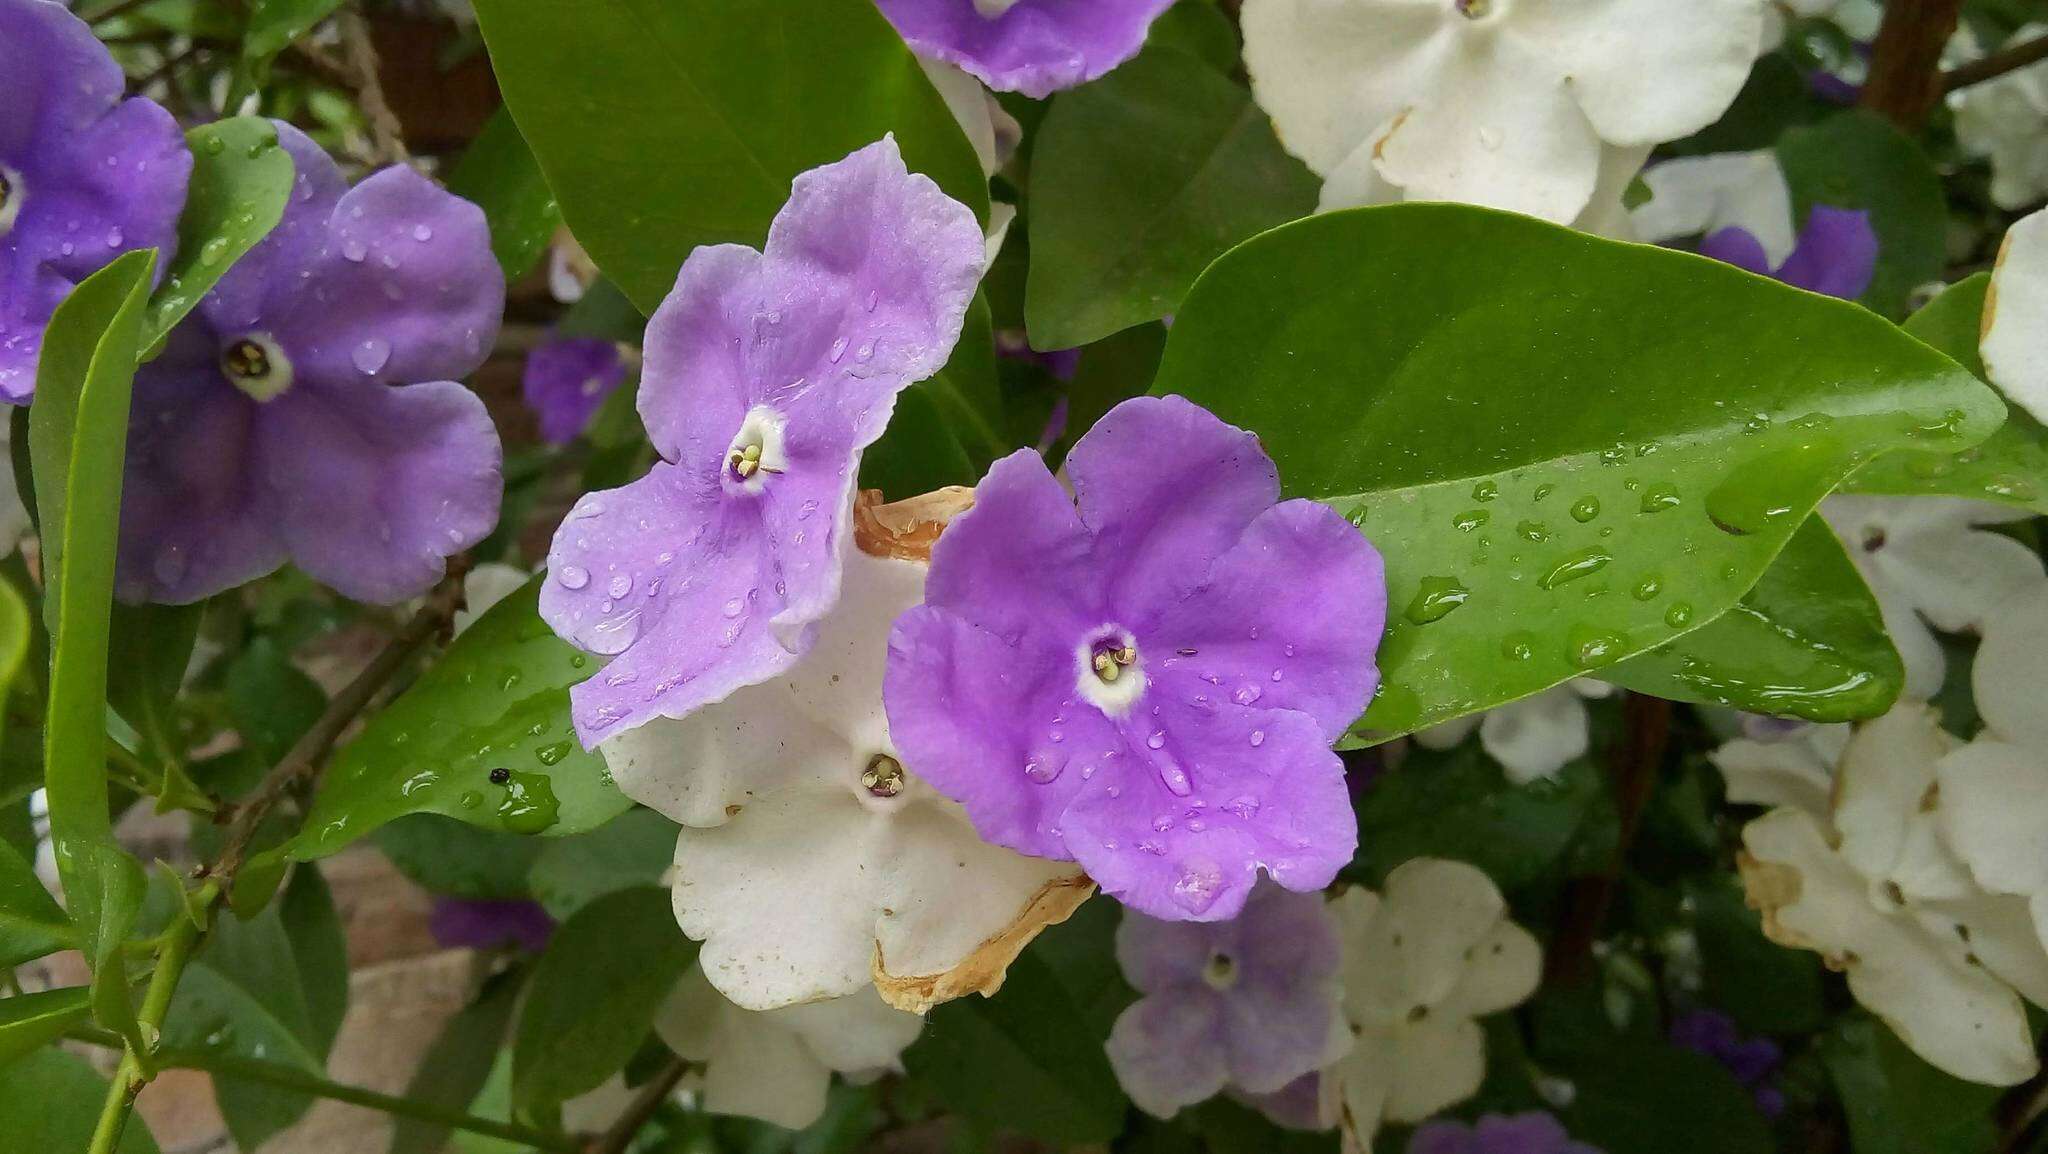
<box><xmin>1558</xmin><ymin>1041</ymin><xmax>1774</xmax><ymax>1154</ymax></box>
<box><xmin>1027</xmin><ymin>45</ymin><xmax>1317</xmax><ymax>349</ymax></box>
<box><xmin>29</xmin><ymin>249</ymin><xmax>158</xmax><ymax>1043</ymax></box>
<box><xmin>0</xmin><ymin>1048</ymin><xmax>161</xmax><ymax>1153</ymax></box>
<box><xmin>448</xmin><ymin>107</ymin><xmax>561</xmax><ymax>283</ymax></box>
<box><xmin>277</xmin><ymin>866</ymin><xmax>349</xmax><ymax>1056</ymax></box>
<box><xmin>159</xmin><ymin>964</ymin><xmax>325</xmax><ymax>1150</ymax></box>
<box><xmin>0</xmin><ymin>573</ymin><xmax>24</xmax><ymax>749</ymax></box>
<box><xmin>1600</xmin><ymin>516</ymin><xmax>1901</xmax><ymax>720</ymax></box>
<box><xmin>106</xmin><ymin>601</ymin><xmax>202</xmax><ymax>770</ymax></box>
<box><xmin>862</xmin><ymin>295</ymin><xmax>1006</xmax><ymax>498</ymax></box>
<box><xmin>0</xmin><ymin>836</ymin><xmax>72</xmax><ymax>967</ymax></box>
<box><xmin>527</xmin><ymin>806</ymin><xmax>676</xmax><ymax>920</ymax></box>
<box><xmin>471</xmin><ymin>0</ymin><xmax>989</xmax><ymax>314</ymax></box>
<box><xmin>291</xmin><ymin>579</ymin><xmax>630</xmax><ymax>860</ymax></box>
<box><xmin>375</xmin><ymin>815</ymin><xmax>543</xmax><ymax>901</ymax></box>
<box><xmin>511</xmin><ymin>886</ymin><xmax>697</xmax><ymax>1109</ymax></box>
<box><xmin>1847</xmin><ymin>275</ymin><xmax>2048</xmax><ymax>512</ymax></box>
<box><xmin>145</xmin><ymin>118</ymin><xmax>294</xmax><ymax>348</ymax></box>
<box><xmin>1823</xmin><ymin>1015</ymin><xmax>2001</xmax><ymax>1154</ymax></box>
<box><xmin>902</xmin><ymin>950</ymin><xmax>1129</xmax><ymax>1144</ymax></box>
<box><xmin>0</xmin><ymin>986</ymin><xmax>92</xmax><ymax>1067</ymax></box>
<box><xmin>1777</xmin><ymin>110</ymin><xmax>1946</xmax><ymax>318</ymax></box>
<box><xmin>1151</xmin><ymin>205</ymin><xmax>2000</xmax><ymax>740</ymax></box>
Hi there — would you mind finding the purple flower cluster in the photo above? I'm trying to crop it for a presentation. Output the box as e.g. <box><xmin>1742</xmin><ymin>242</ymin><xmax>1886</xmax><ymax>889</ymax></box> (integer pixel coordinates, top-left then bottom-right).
<box><xmin>875</xmin><ymin>0</ymin><xmax>1176</xmax><ymax>99</ymax></box>
<box><xmin>885</xmin><ymin>395</ymin><xmax>1386</xmax><ymax>921</ymax></box>
<box><xmin>1670</xmin><ymin>1008</ymin><xmax>1787</xmax><ymax>1117</ymax></box>
<box><xmin>0</xmin><ymin>0</ymin><xmax>190</xmax><ymax>403</ymax></box>
<box><xmin>1407</xmin><ymin>1113</ymin><xmax>1602</xmax><ymax>1154</ymax></box>
<box><xmin>523</xmin><ymin>336</ymin><xmax>629</xmax><ymax>445</ymax></box>
<box><xmin>1700</xmin><ymin>206</ymin><xmax>1877</xmax><ymax>301</ymax></box>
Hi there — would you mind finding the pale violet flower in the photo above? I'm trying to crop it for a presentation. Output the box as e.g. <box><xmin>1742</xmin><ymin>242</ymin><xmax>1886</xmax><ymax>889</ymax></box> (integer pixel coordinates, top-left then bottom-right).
<box><xmin>1241</xmin><ymin>0</ymin><xmax>1763</xmax><ymax>224</ymax></box>
<box><xmin>1820</xmin><ymin>496</ymin><xmax>2045</xmax><ymax>697</ymax></box>
<box><xmin>1413</xmin><ymin>679</ymin><xmax>1614</xmax><ymax>786</ymax></box>
<box><xmin>603</xmin><ymin>499</ymin><xmax>1088</xmax><ymax>1012</ymax></box>
<box><xmin>1323</xmin><ymin>859</ymin><xmax>1543</xmax><ymax>1151</ymax></box>
<box><xmin>1951</xmin><ymin>25</ymin><xmax>2048</xmax><ymax>212</ymax></box>
<box><xmin>885</xmin><ymin>396</ymin><xmax>1387</xmax><ymax>923</ymax></box>
<box><xmin>1408</xmin><ymin>1112</ymin><xmax>1603</xmax><ymax>1154</ymax></box>
<box><xmin>1936</xmin><ymin>588</ymin><xmax>2048</xmax><ymax>954</ymax></box>
<box><xmin>1982</xmin><ymin>206</ymin><xmax>2048</xmax><ymax>423</ymax></box>
<box><xmin>876</xmin><ymin>0</ymin><xmax>1178</xmax><ymax>99</ymax></box>
<box><xmin>541</xmin><ymin>137</ymin><xmax>985</xmax><ymax>746</ymax></box>
<box><xmin>1631</xmin><ymin>151</ymin><xmax>1799</xmax><ymax>265</ymax></box>
<box><xmin>654</xmin><ymin>962</ymin><xmax>924</xmax><ymax>1131</ymax></box>
<box><xmin>1106</xmin><ymin>881</ymin><xmax>1349</xmax><ymax>1118</ymax></box>
<box><xmin>1740</xmin><ymin>702</ymin><xmax>2048</xmax><ymax>1085</ymax></box>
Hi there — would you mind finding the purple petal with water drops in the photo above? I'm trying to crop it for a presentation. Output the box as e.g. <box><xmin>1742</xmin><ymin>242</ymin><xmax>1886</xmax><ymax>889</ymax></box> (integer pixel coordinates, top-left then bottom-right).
<box><xmin>1773</xmin><ymin>206</ymin><xmax>1877</xmax><ymax>300</ymax></box>
<box><xmin>523</xmin><ymin>336</ymin><xmax>629</xmax><ymax>445</ymax></box>
<box><xmin>875</xmin><ymin>0</ymin><xmax>1178</xmax><ymax>98</ymax></box>
<box><xmin>1697</xmin><ymin>226</ymin><xmax>1774</xmax><ymax>277</ymax></box>
<box><xmin>0</xmin><ymin>0</ymin><xmax>190</xmax><ymax>402</ymax></box>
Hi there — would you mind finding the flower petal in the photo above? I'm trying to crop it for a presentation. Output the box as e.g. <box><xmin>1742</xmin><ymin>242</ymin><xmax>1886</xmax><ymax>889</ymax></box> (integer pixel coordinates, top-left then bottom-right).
<box><xmin>1478</xmin><ymin>687</ymin><xmax>1590</xmax><ymax>785</ymax></box>
<box><xmin>1346</xmin><ymin>858</ymin><xmax>1511</xmax><ymax>1016</ymax></box>
<box><xmin>1106</xmin><ymin>992</ymin><xmax>1232</xmax><ymax>1117</ymax></box>
<box><xmin>876</xmin><ymin>0</ymin><xmax>1178</xmax><ymax>99</ymax></box>
<box><xmin>1937</xmin><ymin>739</ymin><xmax>2048</xmax><ymax>899</ymax></box>
<box><xmin>1974</xmin><ymin>587</ymin><xmax>2048</xmax><ymax>750</ymax></box>
<box><xmin>1632</xmin><ymin>151</ymin><xmax>1797</xmax><ymax>264</ymax></box>
<box><xmin>1438</xmin><ymin>920</ymin><xmax>1543</xmax><ymax>1020</ymax></box>
<box><xmin>1382</xmin><ymin>1014</ymin><xmax>1486</xmax><ymax>1124</ymax></box>
<box><xmin>1775</xmin><ymin>207</ymin><xmax>1878</xmax><ymax>299</ymax></box>
<box><xmin>1241</xmin><ymin>0</ymin><xmax>1456</xmax><ymax>178</ymax></box>
<box><xmin>1831</xmin><ymin>702</ymin><xmax>1955</xmax><ymax>890</ymax></box>
<box><xmin>1708</xmin><ymin>730</ymin><xmax>1841</xmax><ymax>819</ymax></box>
<box><xmin>200</xmin><ymin>123</ymin><xmax>350</xmax><ymax>336</ymax></box>
<box><xmin>1983</xmin><ymin>207</ymin><xmax>2048</xmax><ymax>424</ymax></box>
<box><xmin>1505</xmin><ymin>0</ymin><xmax>1760</xmax><ymax>147</ymax></box>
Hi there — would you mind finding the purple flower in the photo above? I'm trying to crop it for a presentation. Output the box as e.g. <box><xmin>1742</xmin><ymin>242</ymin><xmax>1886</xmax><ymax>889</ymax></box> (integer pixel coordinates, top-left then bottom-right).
<box><xmin>541</xmin><ymin>137</ymin><xmax>984</xmax><ymax>746</ymax></box>
<box><xmin>884</xmin><ymin>395</ymin><xmax>1386</xmax><ymax>921</ymax></box>
<box><xmin>1699</xmin><ymin>206</ymin><xmax>1877</xmax><ymax>300</ymax></box>
<box><xmin>0</xmin><ymin>0</ymin><xmax>191</xmax><ymax>403</ymax></box>
<box><xmin>1229</xmin><ymin>1071</ymin><xmax>1325</xmax><ymax>1131</ymax></box>
<box><xmin>429</xmin><ymin>897</ymin><xmax>555</xmax><ymax>953</ymax></box>
<box><xmin>523</xmin><ymin>336</ymin><xmax>629</xmax><ymax>445</ymax></box>
<box><xmin>117</xmin><ymin>124</ymin><xmax>503</xmax><ymax>605</ymax></box>
<box><xmin>995</xmin><ymin>329</ymin><xmax>1081</xmax><ymax>381</ymax></box>
<box><xmin>1106</xmin><ymin>881</ymin><xmax>1347</xmax><ymax>1117</ymax></box>
<box><xmin>1407</xmin><ymin>1112</ymin><xmax>1603</xmax><ymax>1154</ymax></box>
<box><xmin>875</xmin><ymin>0</ymin><xmax>1177</xmax><ymax>99</ymax></box>
<box><xmin>1670</xmin><ymin>1008</ymin><xmax>1786</xmax><ymax>1117</ymax></box>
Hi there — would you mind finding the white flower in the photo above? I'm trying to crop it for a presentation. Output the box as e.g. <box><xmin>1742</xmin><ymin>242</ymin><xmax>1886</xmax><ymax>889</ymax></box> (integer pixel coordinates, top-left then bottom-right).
<box><xmin>1413</xmin><ymin>679</ymin><xmax>1613</xmax><ymax>785</ymax></box>
<box><xmin>1952</xmin><ymin>26</ymin><xmax>2048</xmax><ymax>213</ymax></box>
<box><xmin>454</xmin><ymin>562</ymin><xmax>533</xmax><ymax>635</ymax></box>
<box><xmin>1709</xmin><ymin>716</ymin><xmax>1849</xmax><ymax>818</ymax></box>
<box><xmin>548</xmin><ymin>231</ymin><xmax>598</xmax><ymax>305</ymax></box>
<box><xmin>1740</xmin><ymin>702</ymin><xmax>2048</xmax><ymax>1085</ymax></box>
<box><xmin>1937</xmin><ymin>587</ymin><xmax>2048</xmax><ymax>953</ymax></box>
<box><xmin>1240</xmin><ymin>0</ymin><xmax>1762</xmax><ymax>225</ymax></box>
<box><xmin>1820</xmin><ymin>496</ymin><xmax>2045</xmax><ymax>697</ymax></box>
<box><xmin>1982</xmin><ymin>205</ymin><xmax>2048</xmax><ymax>423</ymax></box>
<box><xmin>602</xmin><ymin>496</ymin><xmax>1089</xmax><ymax>1012</ymax></box>
<box><xmin>1321</xmin><ymin>858</ymin><xmax>1542</xmax><ymax>1150</ymax></box>
<box><xmin>1629</xmin><ymin>150</ymin><xmax>1796</xmax><ymax>264</ymax></box>
<box><xmin>653</xmin><ymin>962</ymin><xmax>924</xmax><ymax>1131</ymax></box>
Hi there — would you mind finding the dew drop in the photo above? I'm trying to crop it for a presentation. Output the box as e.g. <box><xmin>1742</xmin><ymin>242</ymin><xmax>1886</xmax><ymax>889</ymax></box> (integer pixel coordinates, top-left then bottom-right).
<box><xmin>1570</xmin><ymin>496</ymin><xmax>1601</xmax><ymax>523</ymax></box>
<box><xmin>608</xmin><ymin>574</ymin><xmax>632</xmax><ymax>598</ymax></box>
<box><xmin>341</xmin><ymin>238</ymin><xmax>367</xmax><ymax>262</ymax></box>
<box><xmin>1632</xmin><ymin>576</ymin><xmax>1663</xmax><ymax>601</ymax></box>
<box><xmin>722</xmin><ymin>598</ymin><xmax>744</xmax><ymax>618</ymax></box>
<box><xmin>1638</xmin><ymin>483</ymin><xmax>1681</xmax><ymax>514</ymax></box>
<box><xmin>1405</xmin><ymin>576</ymin><xmax>1470</xmax><ymax>623</ymax></box>
<box><xmin>1664</xmin><ymin>602</ymin><xmax>1696</xmax><ymax>628</ymax></box>
<box><xmin>1146</xmin><ymin>730</ymin><xmax>1166</xmax><ymax>750</ymax></box>
<box><xmin>1249</xmin><ymin>729</ymin><xmax>1266</xmax><ymax>747</ymax></box>
<box><xmin>1233</xmin><ymin>684</ymin><xmax>1262</xmax><ymax>706</ymax></box>
<box><xmin>1539</xmin><ymin>548</ymin><xmax>1611</xmax><ymax>590</ymax></box>
<box><xmin>1471</xmin><ymin>479</ymin><xmax>1499</xmax><ymax>502</ymax></box>
<box><xmin>351</xmin><ymin>337</ymin><xmax>391</xmax><ymax>375</ymax></box>
<box><xmin>555</xmin><ymin>564</ymin><xmax>590</xmax><ymax>590</ymax></box>
<box><xmin>1452</xmin><ymin>508</ymin><xmax>1490</xmax><ymax>532</ymax></box>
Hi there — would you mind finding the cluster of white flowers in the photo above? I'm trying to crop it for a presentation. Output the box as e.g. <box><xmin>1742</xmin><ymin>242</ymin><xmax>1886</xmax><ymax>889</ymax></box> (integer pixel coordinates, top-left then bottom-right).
<box><xmin>1952</xmin><ymin>23</ymin><xmax>2048</xmax><ymax>212</ymax></box>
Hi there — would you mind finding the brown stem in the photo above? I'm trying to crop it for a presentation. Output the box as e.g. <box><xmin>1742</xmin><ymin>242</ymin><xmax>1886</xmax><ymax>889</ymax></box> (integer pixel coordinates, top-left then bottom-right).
<box><xmin>1943</xmin><ymin>35</ymin><xmax>2048</xmax><ymax>94</ymax></box>
<box><xmin>338</xmin><ymin>8</ymin><xmax>410</xmax><ymax>166</ymax></box>
<box><xmin>1860</xmin><ymin>0</ymin><xmax>1967</xmax><ymax>129</ymax></box>
<box><xmin>1546</xmin><ymin>693</ymin><xmax>1673</xmax><ymax>985</ymax></box>
<box><xmin>211</xmin><ymin>558</ymin><xmax>470</xmax><ymax>884</ymax></box>
<box><xmin>585</xmin><ymin>1058</ymin><xmax>689</xmax><ymax>1154</ymax></box>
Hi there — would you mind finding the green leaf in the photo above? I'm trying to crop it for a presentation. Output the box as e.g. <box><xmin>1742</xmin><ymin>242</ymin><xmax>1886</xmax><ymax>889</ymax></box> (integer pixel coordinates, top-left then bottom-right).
<box><xmin>106</xmin><ymin>601</ymin><xmax>203</xmax><ymax>770</ymax></box>
<box><xmin>0</xmin><ymin>574</ymin><xmax>25</xmax><ymax>752</ymax></box>
<box><xmin>375</xmin><ymin>815</ymin><xmax>543</xmax><ymax>901</ymax></box>
<box><xmin>291</xmin><ymin>579</ymin><xmax>630</xmax><ymax>860</ymax></box>
<box><xmin>30</xmin><ymin>249</ymin><xmax>158</xmax><ymax>1043</ymax></box>
<box><xmin>901</xmin><ymin>950</ymin><xmax>1129</xmax><ymax>1144</ymax></box>
<box><xmin>1026</xmin><ymin>45</ymin><xmax>1318</xmax><ymax>349</ymax></box>
<box><xmin>1847</xmin><ymin>274</ymin><xmax>2048</xmax><ymax>512</ymax></box>
<box><xmin>145</xmin><ymin>118</ymin><xmax>294</xmax><ymax>348</ymax></box>
<box><xmin>0</xmin><ymin>986</ymin><xmax>93</xmax><ymax>1068</ymax></box>
<box><xmin>862</xmin><ymin>295</ymin><xmax>1006</xmax><ymax>498</ymax></box>
<box><xmin>159</xmin><ymin>964</ymin><xmax>325</xmax><ymax>1150</ymax></box>
<box><xmin>277</xmin><ymin>866</ymin><xmax>349</xmax><ymax>1056</ymax></box>
<box><xmin>1777</xmin><ymin>110</ymin><xmax>1946</xmax><ymax>318</ymax></box>
<box><xmin>1151</xmin><ymin>204</ymin><xmax>2000</xmax><ymax>740</ymax></box>
<box><xmin>0</xmin><ymin>836</ymin><xmax>72</xmax><ymax>967</ymax></box>
<box><xmin>448</xmin><ymin>107</ymin><xmax>562</xmax><ymax>283</ymax></box>
<box><xmin>1823</xmin><ymin>1015</ymin><xmax>2001</xmax><ymax>1154</ymax></box>
<box><xmin>471</xmin><ymin>0</ymin><xmax>989</xmax><ymax>314</ymax></box>
<box><xmin>389</xmin><ymin>971</ymin><xmax>523</xmax><ymax>1154</ymax></box>
<box><xmin>1600</xmin><ymin>516</ymin><xmax>1901</xmax><ymax>720</ymax></box>
<box><xmin>0</xmin><ymin>1048</ymin><xmax>161</xmax><ymax>1153</ymax></box>
<box><xmin>1558</xmin><ymin>1041</ymin><xmax>1774</xmax><ymax>1154</ymax></box>
<box><xmin>511</xmin><ymin>886</ymin><xmax>697</xmax><ymax>1109</ymax></box>
<box><xmin>527</xmin><ymin>806</ymin><xmax>677</xmax><ymax>920</ymax></box>
<box><xmin>235</xmin><ymin>0</ymin><xmax>344</xmax><ymax>96</ymax></box>
<box><xmin>224</xmin><ymin>636</ymin><xmax>327</xmax><ymax>764</ymax></box>
<box><xmin>1352</xmin><ymin>740</ymin><xmax>1609</xmax><ymax>891</ymax></box>
<box><xmin>1686</xmin><ymin>874</ymin><xmax>1825</xmax><ymax>1035</ymax></box>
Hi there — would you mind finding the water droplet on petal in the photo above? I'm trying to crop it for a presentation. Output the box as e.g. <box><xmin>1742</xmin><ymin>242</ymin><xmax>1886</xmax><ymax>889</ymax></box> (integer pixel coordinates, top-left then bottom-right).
<box><xmin>608</xmin><ymin>574</ymin><xmax>632</xmax><ymax>598</ymax></box>
<box><xmin>1146</xmin><ymin>730</ymin><xmax>1166</xmax><ymax>750</ymax></box>
<box><xmin>351</xmin><ymin>337</ymin><xmax>391</xmax><ymax>375</ymax></box>
<box><xmin>1249</xmin><ymin>729</ymin><xmax>1266</xmax><ymax>747</ymax></box>
<box><xmin>556</xmin><ymin>565</ymin><xmax>590</xmax><ymax>590</ymax></box>
<box><xmin>342</xmin><ymin>238</ymin><xmax>367</xmax><ymax>262</ymax></box>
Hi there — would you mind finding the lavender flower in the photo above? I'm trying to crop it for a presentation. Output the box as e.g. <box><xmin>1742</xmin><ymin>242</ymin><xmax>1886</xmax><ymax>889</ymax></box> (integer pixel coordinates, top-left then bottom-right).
<box><xmin>117</xmin><ymin>124</ymin><xmax>504</xmax><ymax>605</ymax></box>
<box><xmin>523</xmin><ymin>336</ymin><xmax>629</xmax><ymax>445</ymax></box>
<box><xmin>1229</xmin><ymin>1072</ymin><xmax>1325</xmax><ymax>1132</ymax></box>
<box><xmin>1407</xmin><ymin>1112</ymin><xmax>1603</xmax><ymax>1154</ymax></box>
<box><xmin>429</xmin><ymin>897</ymin><xmax>555</xmax><ymax>953</ymax></box>
<box><xmin>1698</xmin><ymin>206</ymin><xmax>1878</xmax><ymax>300</ymax></box>
<box><xmin>875</xmin><ymin>0</ymin><xmax>1176</xmax><ymax>99</ymax></box>
<box><xmin>0</xmin><ymin>0</ymin><xmax>191</xmax><ymax>402</ymax></box>
<box><xmin>884</xmin><ymin>395</ymin><xmax>1386</xmax><ymax>921</ymax></box>
<box><xmin>541</xmin><ymin>137</ymin><xmax>984</xmax><ymax>746</ymax></box>
<box><xmin>1106</xmin><ymin>882</ymin><xmax>1347</xmax><ymax>1117</ymax></box>
<box><xmin>1670</xmin><ymin>1008</ymin><xmax>1787</xmax><ymax>1117</ymax></box>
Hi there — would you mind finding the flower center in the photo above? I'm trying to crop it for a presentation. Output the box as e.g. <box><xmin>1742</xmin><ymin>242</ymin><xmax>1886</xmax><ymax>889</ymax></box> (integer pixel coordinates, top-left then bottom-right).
<box><xmin>220</xmin><ymin>333</ymin><xmax>294</xmax><ymax>402</ymax></box>
<box><xmin>862</xmin><ymin>753</ymin><xmax>906</xmax><ymax>798</ymax></box>
<box><xmin>0</xmin><ymin>165</ymin><xmax>22</xmax><ymax>237</ymax></box>
<box><xmin>972</xmin><ymin>0</ymin><xmax>1023</xmax><ymax>17</ymax></box>
<box><xmin>1454</xmin><ymin>0</ymin><xmax>1496</xmax><ymax>18</ymax></box>
<box><xmin>1074</xmin><ymin>628</ymin><xmax>1146</xmax><ymax>717</ymax></box>
<box><xmin>1202</xmin><ymin>951</ymin><xmax>1238</xmax><ymax>990</ymax></box>
<box><xmin>724</xmin><ymin>405</ymin><xmax>788</xmax><ymax>493</ymax></box>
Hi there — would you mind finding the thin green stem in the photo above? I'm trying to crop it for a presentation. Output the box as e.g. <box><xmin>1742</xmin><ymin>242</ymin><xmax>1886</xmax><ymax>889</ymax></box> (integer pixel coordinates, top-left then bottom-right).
<box><xmin>84</xmin><ymin>897</ymin><xmax>206</xmax><ymax>1154</ymax></box>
